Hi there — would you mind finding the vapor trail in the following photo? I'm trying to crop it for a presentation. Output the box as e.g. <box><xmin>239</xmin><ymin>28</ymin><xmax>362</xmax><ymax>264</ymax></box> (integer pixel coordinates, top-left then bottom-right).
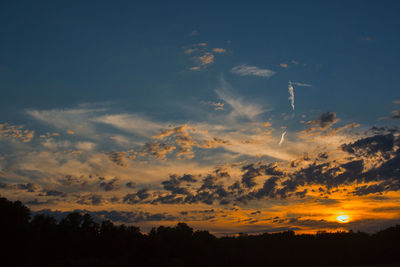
<box><xmin>279</xmin><ymin>131</ymin><xmax>286</xmax><ymax>145</ymax></box>
<box><xmin>288</xmin><ymin>81</ymin><xmax>295</xmax><ymax>110</ymax></box>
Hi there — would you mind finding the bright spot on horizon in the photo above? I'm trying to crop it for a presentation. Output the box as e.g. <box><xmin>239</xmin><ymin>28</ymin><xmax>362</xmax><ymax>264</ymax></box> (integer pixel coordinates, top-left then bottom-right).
<box><xmin>336</xmin><ymin>215</ymin><xmax>350</xmax><ymax>223</ymax></box>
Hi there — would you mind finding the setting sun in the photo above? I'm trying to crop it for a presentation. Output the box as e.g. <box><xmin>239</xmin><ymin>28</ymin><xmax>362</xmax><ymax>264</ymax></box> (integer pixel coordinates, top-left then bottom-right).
<box><xmin>336</xmin><ymin>215</ymin><xmax>350</xmax><ymax>223</ymax></box>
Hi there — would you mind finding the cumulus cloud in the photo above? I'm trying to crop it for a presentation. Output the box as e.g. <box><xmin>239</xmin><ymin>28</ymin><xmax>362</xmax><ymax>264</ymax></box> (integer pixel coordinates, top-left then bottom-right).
<box><xmin>106</xmin><ymin>150</ymin><xmax>136</xmax><ymax>167</ymax></box>
<box><xmin>231</xmin><ymin>64</ymin><xmax>276</xmax><ymax>78</ymax></box>
<box><xmin>142</xmin><ymin>142</ymin><xmax>176</xmax><ymax>159</ymax></box>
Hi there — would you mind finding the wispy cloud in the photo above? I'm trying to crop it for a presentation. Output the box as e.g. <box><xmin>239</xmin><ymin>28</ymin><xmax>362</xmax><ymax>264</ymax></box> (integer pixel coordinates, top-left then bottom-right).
<box><xmin>201</xmin><ymin>101</ymin><xmax>225</xmax><ymax>111</ymax></box>
<box><xmin>292</xmin><ymin>82</ymin><xmax>312</xmax><ymax>87</ymax></box>
<box><xmin>216</xmin><ymin>77</ymin><xmax>264</xmax><ymax>120</ymax></box>
<box><xmin>212</xmin><ymin>48</ymin><xmax>226</xmax><ymax>53</ymax></box>
<box><xmin>288</xmin><ymin>81</ymin><xmax>295</xmax><ymax>110</ymax></box>
<box><xmin>231</xmin><ymin>64</ymin><xmax>276</xmax><ymax>78</ymax></box>
<box><xmin>94</xmin><ymin>114</ymin><xmax>164</xmax><ymax>137</ymax></box>
<box><xmin>193</xmin><ymin>42</ymin><xmax>207</xmax><ymax>47</ymax></box>
<box><xmin>278</xmin><ymin>131</ymin><xmax>286</xmax><ymax>145</ymax></box>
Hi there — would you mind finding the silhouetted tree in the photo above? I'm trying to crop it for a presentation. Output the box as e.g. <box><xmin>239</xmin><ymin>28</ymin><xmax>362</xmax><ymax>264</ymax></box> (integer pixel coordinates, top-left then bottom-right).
<box><xmin>0</xmin><ymin>196</ymin><xmax>400</xmax><ymax>267</ymax></box>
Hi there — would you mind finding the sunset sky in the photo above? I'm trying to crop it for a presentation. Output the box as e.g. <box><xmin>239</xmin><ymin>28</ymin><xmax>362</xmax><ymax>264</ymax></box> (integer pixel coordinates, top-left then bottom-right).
<box><xmin>1</xmin><ymin>0</ymin><xmax>400</xmax><ymax>235</ymax></box>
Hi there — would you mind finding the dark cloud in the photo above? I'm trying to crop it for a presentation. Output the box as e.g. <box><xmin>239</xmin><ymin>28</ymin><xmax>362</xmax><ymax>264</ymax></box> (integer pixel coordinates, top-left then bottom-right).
<box><xmin>77</xmin><ymin>194</ymin><xmax>104</xmax><ymax>205</ymax></box>
<box><xmin>254</xmin><ymin>177</ymin><xmax>279</xmax><ymax>199</ymax></box>
<box><xmin>17</xmin><ymin>183</ymin><xmax>39</xmax><ymax>192</ymax></box>
<box><xmin>126</xmin><ymin>182</ymin><xmax>136</xmax><ymax>189</ymax></box>
<box><xmin>0</xmin><ymin>182</ymin><xmax>39</xmax><ymax>192</ymax></box>
<box><xmin>25</xmin><ymin>198</ymin><xmax>54</xmax><ymax>205</ymax></box>
<box><xmin>75</xmin><ymin>131</ymin><xmax>400</xmax><ymax>206</ymax></box>
<box><xmin>241</xmin><ymin>164</ymin><xmax>261</xmax><ymax>188</ymax></box>
<box><xmin>123</xmin><ymin>188</ymin><xmax>151</xmax><ymax>204</ymax></box>
<box><xmin>342</xmin><ymin>134</ymin><xmax>396</xmax><ymax>158</ymax></box>
<box><xmin>391</xmin><ymin>110</ymin><xmax>400</xmax><ymax>119</ymax></box>
<box><xmin>161</xmin><ymin>175</ymin><xmax>193</xmax><ymax>195</ymax></box>
<box><xmin>42</xmin><ymin>190</ymin><xmax>67</xmax><ymax>197</ymax></box>
<box><xmin>59</xmin><ymin>174</ymin><xmax>89</xmax><ymax>187</ymax></box>
<box><xmin>307</xmin><ymin>112</ymin><xmax>339</xmax><ymax>129</ymax></box>
<box><xmin>106</xmin><ymin>150</ymin><xmax>135</xmax><ymax>167</ymax></box>
<box><xmin>32</xmin><ymin>209</ymin><xmax>177</xmax><ymax>224</ymax></box>
<box><xmin>99</xmin><ymin>177</ymin><xmax>120</xmax><ymax>191</ymax></box>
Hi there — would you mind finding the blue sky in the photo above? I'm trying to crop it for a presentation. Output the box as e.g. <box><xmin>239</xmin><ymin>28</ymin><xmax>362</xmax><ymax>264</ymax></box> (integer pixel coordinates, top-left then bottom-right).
<box><xmin>1</xmin><ymin>1</ymin><xmax>400</xmax><ymax>234</ymax></box>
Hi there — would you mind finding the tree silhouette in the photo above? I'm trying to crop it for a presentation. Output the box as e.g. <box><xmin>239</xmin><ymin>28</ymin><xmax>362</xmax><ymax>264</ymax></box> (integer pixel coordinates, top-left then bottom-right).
<box><xmin>0</xmin><ymin>196</ymin><xmax>400</xmax><ymax>266</ymax></box>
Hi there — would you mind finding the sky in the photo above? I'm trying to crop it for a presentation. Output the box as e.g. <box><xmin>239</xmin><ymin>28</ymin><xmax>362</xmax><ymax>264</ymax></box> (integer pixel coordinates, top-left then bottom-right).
<box><xmin>1</xmin><ymin>0</ymin><xmax>400</xmax><ymax>235</ymax></box>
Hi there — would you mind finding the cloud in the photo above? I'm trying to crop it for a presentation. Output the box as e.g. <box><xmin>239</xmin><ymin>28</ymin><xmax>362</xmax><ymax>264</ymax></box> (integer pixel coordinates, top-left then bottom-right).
<box><xmin>76</xmin><ymin>142</ymin><xmax>96</xmax><ymax>151</ymax></box>
<box><xmin>123</xmin><ymin>188</ymin><xmax>151</xmax><ymax>204</ymax></box>
<box><xmin>288</xmin><ymin>81</ymin><xmax>295</xmax><ymax>110</ymax></box>
<box><xmin>212</xmin><ymin>102</ymin><xmax>224</xmax><ymax>110</ymax></box>
<box><xmin>292</xmin><ymin>82</ymin><xmax>312</xmax><ymax>87</ymax></box>
<box><xmin>278</xmin><ymin>131</ymin><xmax>286</xmax><ymax>145</ymax></box>
<box><xmin>142</xmin><ymin>142</ymin><xmax>176</xmax><ymax>159</ymax></box>
<box><xmin>126</xmin><ymin>181</ymin><xmax>136</xmax><ymax>189</ymax></box>
<box><xmin>193</xmin><ymin>43</ymin><xmax>207</xmax><ymax>47</ymax></box>
<box><xmin>27</xmin><ymin>107</ymin><xmax>104</xmax><ymax>137</ymax></box>
<box><xmin>306</xmin><ymin>112</ymin><xmax>339</xmax><ymax>130</ymax></box>
<box><xmin>216</xmin><ymin>77</ymin><xmax>264</xmax><ymax>120</ymax></box>
<box><xmin>201</xmin><ymin>101</ymin><xmax>224</xmax><ymax>110</ymax></box>
<box><xmin>391</xmin><ymin>110</ymin><xmax>400</xmax><ymax>119</ymax></box>
<box><xmin>99</xmin><ymin>177</ymin><xmax>120</xmax><ymax>191</ymax></box>
<box><xmin>153</xmin><ymin>125</ymin><xmax>188</xmax><ymax>139</ymax></box>
<box><xmin>94</xmin><ymin>114</ymin><xmax>164</xmax><ymax>137</ymax></box>
<box><xmin>0</xmin><ymin>123</ymin><xmax>35</xmax><ymax>142</ymax></box>
<box><xmin>33</xmin><ymin>208</ymin><xmax>177</xmax><ymax>223</ymax></box>
<box><xmin>199</xmin><ymin>52</ymin><xmax>214</xmax><ymax>65</ymax></box>
<box><xmin>212</xmin><ymin>48</ymin><xmax>226</xmax><ymax>53</ymax></box>
<box><xmin>231</xmin><ymin>64</ymin><xmax>276</xmax><ymax>78</ymax></box>
<box><xmin>184</xmin><ymin>48</ymin><xmax>197</xmax><ymax>54</ymax></box>
<box><xmin>106</xmin><ymin>150</ymin><xmax>135</xmax><ymax>167</ymax></box>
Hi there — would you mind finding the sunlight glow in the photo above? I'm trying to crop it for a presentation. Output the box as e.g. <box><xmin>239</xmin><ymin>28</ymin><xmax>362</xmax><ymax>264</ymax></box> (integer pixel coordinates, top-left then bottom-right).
<box><xmin>336</xmin><ymin>215</ymin><xmax>350</xmax><ymax>223</ymax></box>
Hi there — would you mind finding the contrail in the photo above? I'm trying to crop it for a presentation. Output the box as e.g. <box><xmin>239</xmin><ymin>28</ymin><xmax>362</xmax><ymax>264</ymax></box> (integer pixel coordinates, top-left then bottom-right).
<box><xmin>279</xmin><ymin>131</ymin><xmax>287</xmax><ymax>145</ymax></box>
<box><xmin>292</xmin><ymin>82</ymin><xmax>312</xmax><ymax>87</ymax></box>
<box><xmin>288</xmin><ymin>81</ymin><xmax>295</xmax><ymax>110</ymax></box>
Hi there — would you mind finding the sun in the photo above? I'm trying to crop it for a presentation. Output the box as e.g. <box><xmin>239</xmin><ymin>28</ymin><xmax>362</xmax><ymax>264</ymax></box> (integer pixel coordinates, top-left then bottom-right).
<box><xmin>336</xmin><ymin>215</ymin><xmax>350</xmax><ymax>223</ymax></box>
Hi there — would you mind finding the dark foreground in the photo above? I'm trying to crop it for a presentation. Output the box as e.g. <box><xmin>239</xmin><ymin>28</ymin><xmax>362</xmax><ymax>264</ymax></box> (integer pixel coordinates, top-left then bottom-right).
<box><xmin>1</xmin><ymin>197</ymin><xmax>399</xmax><ymax>267</ymax></box>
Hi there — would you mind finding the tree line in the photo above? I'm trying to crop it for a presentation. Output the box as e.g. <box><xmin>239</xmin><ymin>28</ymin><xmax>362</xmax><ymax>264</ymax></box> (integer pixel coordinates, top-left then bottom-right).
<box><xmin>1</xmin><ymin>196</ymin><xmax>399</xmax><ymax>266</ymax></box>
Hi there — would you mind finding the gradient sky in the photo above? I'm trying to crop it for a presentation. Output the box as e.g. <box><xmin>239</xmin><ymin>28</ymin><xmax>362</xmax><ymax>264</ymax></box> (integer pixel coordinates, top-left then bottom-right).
<box><xmin>1</xmin><ymin>0</ymin><xmax>400</xmax><ymax>235</ymax></box>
